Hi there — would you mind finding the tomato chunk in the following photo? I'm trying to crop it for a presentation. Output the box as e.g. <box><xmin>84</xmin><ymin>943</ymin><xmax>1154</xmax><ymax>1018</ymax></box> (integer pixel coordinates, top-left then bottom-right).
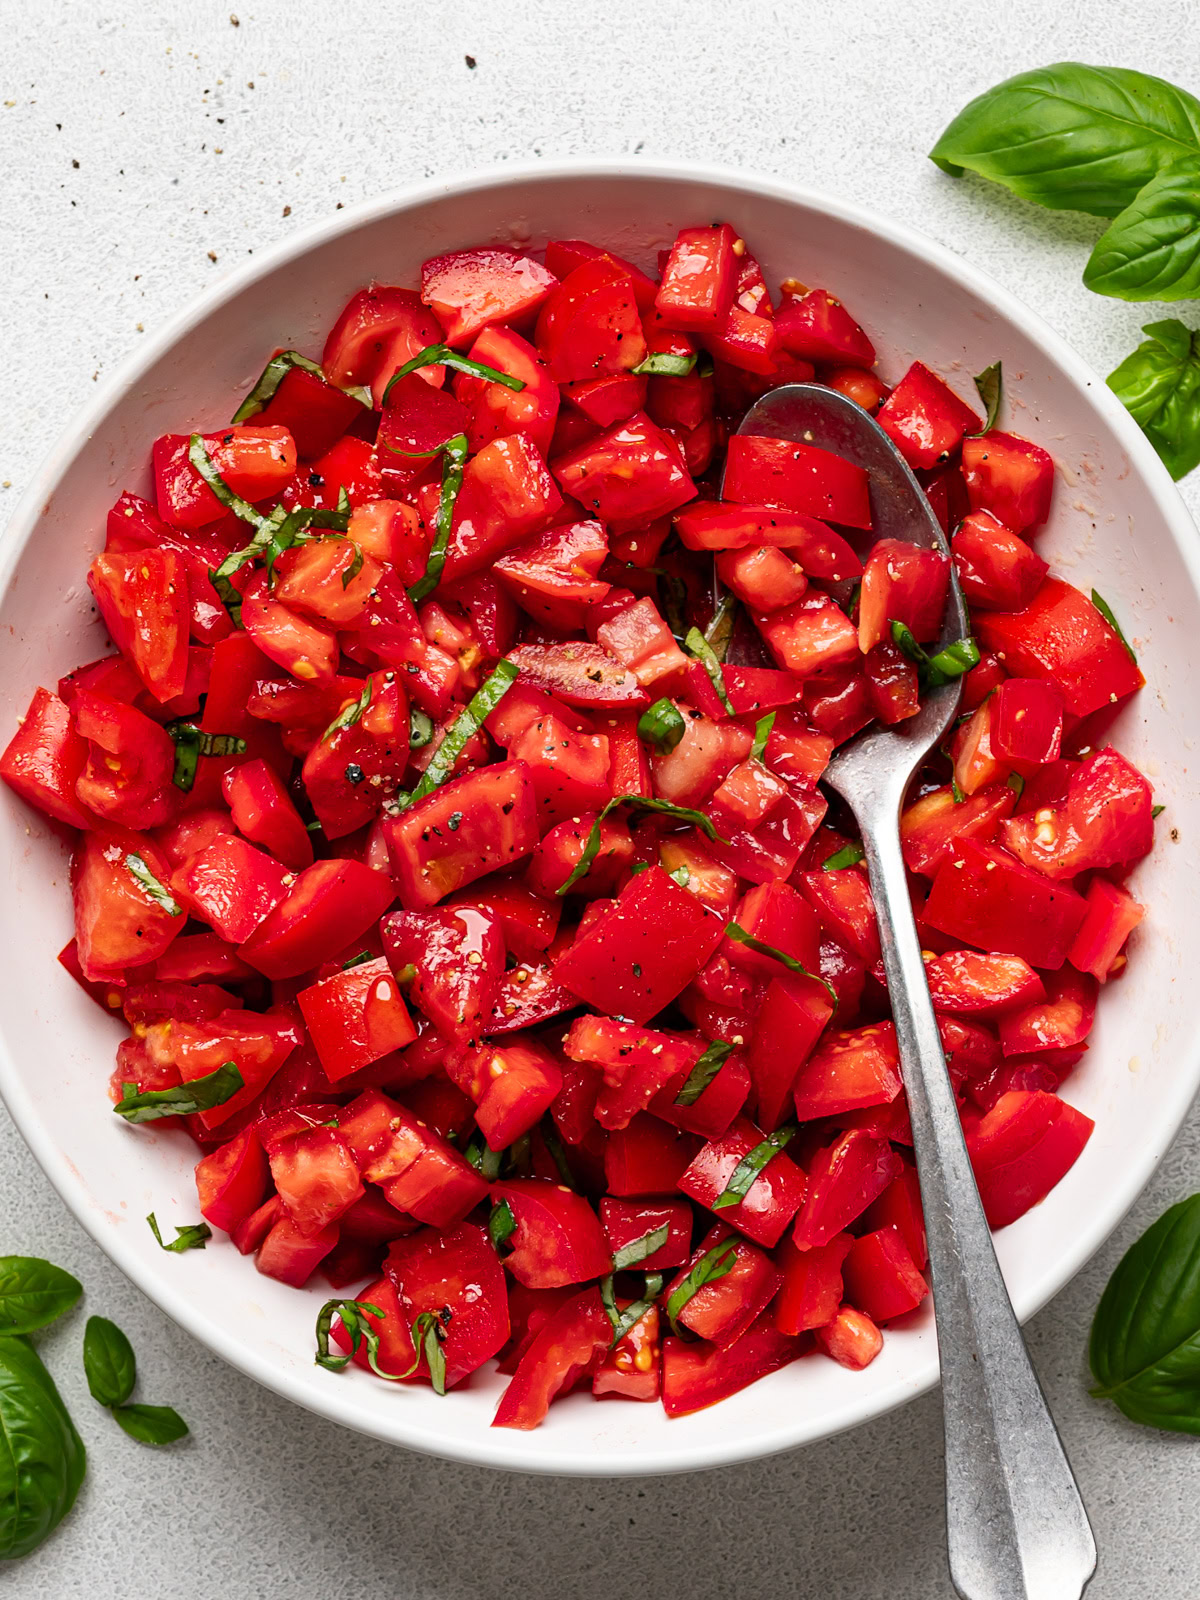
<box><xmin>661</xmin><ymin>1311</ymin><xmax>805</xmax><ymax>1416</ymax></box>
<box><xmin>1</xmin><ymin>686</ymin><xmax>93</xmax><ymax>830</ymax></box>
<box><xmin>384</xmin><ymin>761</ymin><xmax>540</xmax><ymax>909</ymax></box>
<box><xmin>966</xmin><ymin>1089</ymin><xmax>1094</xmax><ymax>1228</ymax></box>
<box><xmin>923</xmin><ymin>838</ymin><xmax>1087</xmax><ymax>970</ymax></box>
<box><xmin>974</xmin><ymin>579</ymin><xmax>1142</xmax><ymax>718</ymax></box>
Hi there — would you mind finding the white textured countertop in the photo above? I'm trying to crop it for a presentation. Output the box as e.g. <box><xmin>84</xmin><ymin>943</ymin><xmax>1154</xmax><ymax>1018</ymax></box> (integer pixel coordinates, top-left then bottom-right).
<box><xmin>4</xmin><ymin>3</ymin><xmax>1200</xmax><ymax>1595</ymax></box>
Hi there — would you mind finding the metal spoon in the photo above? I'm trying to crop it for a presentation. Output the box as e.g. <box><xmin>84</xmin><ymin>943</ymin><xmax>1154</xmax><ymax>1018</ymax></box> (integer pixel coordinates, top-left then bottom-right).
<box><xmin>733</xmin><ymin>385</ymin><xmax>1097</xmax><ymax>1600</ymax></box>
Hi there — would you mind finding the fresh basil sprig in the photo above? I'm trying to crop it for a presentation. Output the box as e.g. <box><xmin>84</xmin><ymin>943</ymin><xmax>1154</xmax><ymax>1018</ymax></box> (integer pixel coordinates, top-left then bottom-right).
<box><xmin>146</xmin><ymin>1214</ymin><xmax>211</xmax><ymax>1253</ymax></box>
<box><xmin>232</xmin><ymin>349</ymin><xmax>371</xmax><ymax>422</ymax></box>
<box><xmin>0</xmin><ymin>1334</ymin><xmax>86</xmax><ymax>1557</ymax></box>
<box><xmin>712</xmin><ymin>1124</ymin><xmax>798</xmax><ymax>1210</ymax></box>
<box><xmin>557</xmin><ymin>795</ymin><xmax>725</xmax><ymax>895</ymax></box>
<box><xmin>1107</xmin><ymin>319</ymin><xmax>1200</xmax><ymax>480</ymax></box>
<box><xmin>725</xmin><ymin>922</ymin><xmax>837</xmax><ymax>1007</ymax></box>
<box><xmin>381</xmin><ymin>342</ymin><xmax>526</xmax><ymax>405</ymax></box>
<box><xmin>124</xmin><ymin>853</ymin><xmax>183</xmax><ymax>918</ymax></box>
<box><xmin>398</xmin><ymin>660</ymin><xmax>518</xmax><ymax>811</ymax></box>
<box><xmin>665</xmin><ymin>1240</ymin><xmax>739</xmax><ymax>1335</ymax></box>
<box><xmin>1089</xmin><ymin>1192</ymin><xmax>1200</xmax><ymax>1433</ymax></box>
<box><xmin>674</xmin><ymin>1039</ymin><xmax>735</xmax><ymax>1107</ymax></box>
<box><xmin>114</xmin><ymin>1063</ymin><xmax>244</xmax><ymax>1124</ymax></box>
<box><xmin>0</xmin><ymin>1258</ymin><xmax>82</xmax><ymax>1335</ymax></box>
<box><xmin>83</xmin><ymin>1315</ymin><xmax>187</xmax><ymax>1446</ymax></box>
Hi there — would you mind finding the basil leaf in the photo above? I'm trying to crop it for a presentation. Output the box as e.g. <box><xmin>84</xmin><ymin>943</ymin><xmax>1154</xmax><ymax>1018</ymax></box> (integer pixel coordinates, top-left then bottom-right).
<box><xmin>113</xmin><ymin>1062</ymin><xmax>244</xmax><ymax>1124</ymax></box>
<box><xmin>215</xmin><ymin>502</ymin><xmax>351</xmax><ymax>594</ymax></box>
<box><xmin>890</xmin><ymin>623</ymin><xmax>979</xmax><ymax>688</ymax></box>
<box><xmin>321</xmin><ymin>677</ymin><xmax>373</xmax><ymax>744</ymax></box>
<box><xmin>124</xmin><ymin>853</ymin><xmax>183</xmax><ymax>918</ymax></box>
<box><xmin>971</xmin><ymin>361</ymin><xmax>1003</xmax><ymax>433</ymax></box>
<box><xmin>489</xmin><ymin>1200</ymin><xmax>517</xmax><ymax>1251</ymax></box>
<box><xmin>637</xmin><ymin>697</ymin><xmax>686</xmax><ymax>754</ymax></box>
<box><xmin>675</xmin><ymin>1039</ymin><xmax>735</xmax><ymax>1107</ymax></box>
<box><xmin>408</xmin><ymin>707</ymin><xmax>435</xmax><ymax>749</ymax></box>
<box><xmin>1007</xmin><ymin>772</ymin><xmax>1026</xmax><ymax>799</ymax></box>
<box><xmin>750</xmin><ymin>711</ymin><xmax>775</xmax><ymax>764</ymax></box>
<box><xmin>165</xmin><ymin>723</ymin><xmax>247</xmax><ymax>792</ymax></box>
<box><xmin>539</xmin><ymin>1118</ymin><xmax>575</xmax><ymax>1188</ymax></box>
<box><xmin>400</xmin><ymin>660</ymin><xmax>518</xmax><ymax>809</ymax></box>
<box><xmin>411</xmin><ymin>1309</ymin><xmax>451</xmax><ymax>1395</ymax></box>
<box><xmin>341</xmin><ymin>950</ymin><xmax>374</xmax><ymax>970</ymax></box>
<box><xmin>146</xmin><ymin>1213</ymin><xmax>211</xmax><ymax>1253</ymax></box>
<box><xmin>232</xmin><ymin>349</ymin><xmax>371</xmax><ymax>423</ymax></box>
<box><xmin>314</xmin><ymin>1298</ymin><xmax>386</xmax><ymax>1373</ymax></box>
<box><xmin>0</xmin><ymin>1259</ymin><xmax>82</xmax><ymax>1336</ymax></box>
<box><xmin>464</xmin><ymin>1134</ymin><xmax>504</xmax><ymax>1181</ymax></box>
<box><xmin>725</xmin><ymin>922</ymin><xmax>838</xmax><ymax>1007</ymax></box>
<box><xmin>1091</xmin><ymin>589</ymin><xmax>1138</xmax><ymax>663</ymax></box>
<box><xmin>704</xmin><ymin>590</ymin><xmax>737</xmax><ymax>663</ymax></box>
<box><xmin>188</xmin><ymin>433</ymin><xmax>263</xmax><ymax>527</ymax></box>
<box><xmin>665</xmin><ymin>1240</ymin><xmax>739</xmax><ymax>1335</ymax></box>
<box><xmin>407</xmin><ymin>432</ymin><xmax>470</xmax><ymax>604</ymax></box>
<box><xmin>1152</xmin><ymin>803</ymin><xmax>1166</xmax><ymax>819</ymax></box>
<box><xmin>1107</xmin><ymin>318</ymin><xmax>1200</xmax><ymax>480</ymax></box>
<box><xmin>1084</xmin><ymin>163</ymin><xmax>1200</xmax><ymax>301</ymax></box>
<box><xmin>0</xmin><ymin>1335</ymin><xmax>86</xmax><ymax>1559</ymax></box>
<box><xmin>929</xmin><ymin>63</ymin><xmax>1200</xmax><ymax>218</ymax></box>
<box><xmin>1088</xmin><ymin>1192</ymin><xmax>1200</xmax><ymax>1433</ymax></box>
<box><xmin>821</xmin><ymin>841</ymin><xmax>866</xmax><ymax>872</ymax></box>
<box><xmin>952</xmin><ymin>776</ymin><xmax>967</xmax><ymax>804</ymax></box>
<box><xmin>712</xmin><ymin>1124</ymin><xmax>798</xmax><ymax>1211</ymax></box>
<box><xmin>632</xmin><ymin>350</ymin><xmax>697</xmax><ymax>377</ymax></box>
<box><xmin>111</xmin><ymin>1403</ymin><xmax>189</xmax><ymax>1446</ymax></box>
<box><xmin>83</xmin><ymin>1315</ymin><xmax>136</xmax><ymax>1409</ymax></box>
<box><xmin>381</xmin><ymin>343</ymin><xmax>525</xmax><ymax>404</ymax></box>
<box><xmin>600</xmin><ymin>1273</ymin><xmax>663</xmax><ymax>1345</ymax></box>
<box><xmin>685</xmin><ymin>625</ymin><xmax>734</xmax><ymax>714</ymax></box>
<box><xmin>612</xmin><ymin>1224</ymin><xmax>670</xmax><ymax>1271</ymax></box>
<box><xmin>557</xmin><ymin>794</ymin><xmax>725</xmax><ymax>896</ymax></box>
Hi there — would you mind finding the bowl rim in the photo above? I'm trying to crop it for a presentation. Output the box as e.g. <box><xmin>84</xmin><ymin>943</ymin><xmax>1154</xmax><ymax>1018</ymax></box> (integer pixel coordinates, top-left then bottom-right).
<box><xmin>2</xmin><ymin>155</ymin><xmax>1197</xmax><ymax>1478</ymax></box>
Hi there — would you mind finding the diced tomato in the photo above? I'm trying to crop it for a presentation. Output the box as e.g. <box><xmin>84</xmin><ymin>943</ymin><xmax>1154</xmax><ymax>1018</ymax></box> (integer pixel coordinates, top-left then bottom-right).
<box><xmin>861</xmin><ymin>1163</ymin><xmax>927</xmax><ymax>1268</ymax></box>
<box><xmin>339</xmin><ymin>1087</ymin><xmax>489</xmax><ymax>1227</ymax></box>
<box><xmin>493</xmin><ymin>1178</ymin><xmax>611</xmax><ymax>1288</ymax></box>
<box><xmin>453</xmin><ymin>325</ymin><xmax>560</xmax><ymax>458</ymax></box>
<box><xmin>724</xmin><ymin>435</ymin><xmax>871</xmax><ymax>530</ymax></box>
<box><xmin>239</xmin><ymin>858</ymin><xmax>395</xmax><ymax>979</ymax></box>
<box><xmin>814</xmin><ymin>1305</ymin><xmax>883</xmax><ymax>1369</ymax></box>
<box><xmin>600</xmin><ymin>1197</ymin><xmax>692</xmax><ymax>1271</ymax></box>
<box><xmin>444</xmin><ymin>874</ymin><xmax>561</xmax><ymax>963</ymax></box>
<box><xmin>494</xmin><ymin>520</ymin><xmax>609</xmax><ymax>632</ymax></box>
<box><xmin>775</xmin><ymin>1233</ymin><xmax>855</xmax><ymax>1335</ymax></box>
<box><xmin>179</xmin><ymin>833</ymin><xmax>291</xmax><ymax>943</ymax></box>
<box><xmin>923</xmin><ymin>838</ymin><xmax>1087</xmax><ymax>970</ymax></box>
<box><xmin>88</xmin><ymin>550</ymin><xmax>189</xmax><ymax>703</ymax></box>
<box><xmin>655</xmin><ymin>224</ymin><xmax>738</xmax><ymax>333</ymax></box>
<box><xmin>843</xmin><ymin>1225</ymin><xmax>929</xmax><ymax>1322</ymax></box>
<box><xmin>256</xmin><ymin>1211</ymin><xmax>339</xmax><ymax>1287</ymax></box>
<box><xmin>593</xmin><ymin>1303</ymin><xmax>661</xmax><ymax>1401</ymax></box>
<box><xmin>385</xmin><ymin>761</ymin><xmax>540</xmax><ymax>909</ymax></box>
<box><xmin>923</xmin><ymin>949</ymin><xmax>1045</xmax><ymax>1017</ymax></box>
<box><xmin>678</xmin><ymin>1115</ymin><xmax>807</xmax><ymax>1247</ymax></box>
<box><xmin>604</xmin><ymin>1114</ymin><xmax>701</xmax><ymax>1197</ymax></box>
<box><xmin>421</xmin><ymin>247</ymin><xmax>557</xmax><ymax>348</ymax></box>
<box><xmin>1001</xmin><ymin>748</ymin><xmax>1153</xmax><ymax>880</ymax></box>
<box><xmin>452</xmin><ymin>1035</ymin><xmax>563</xmax><ymax>1147</ymax></box>
<box><xmin>563</xmin><ymin>1015</ymin><xmax>699</xmax><ymax>1131</ymax></box>
<box><xmin>267</xmin><ymin>1121</ymin><xmax>364</xmax><ymax>1235</ymax></box>
<box><xmin>793</xmin><ymin>1022</ymin><xmax>902</xmax><ymax>1122</ymax></box>
<box><xmin>997</xmin><ymin>965</ymin><xmax>1097</xmax><ymax>1057</ymax></box>
<box><xmin>858</xmin><ymin>539</ymin><xmax>949</xmax><ymax>652</ymax></box>
<box><xmin>755</xmin><ymin>592</ymin><xmax>860</xmax><ymax>677</ymax></box>
<box><xmin>553</xmin><ymin>412</ymin><xmax>695</xmax><ymax>531</ymax></box>
<box><xmin>966</xmin><ymin>1089</ymin><xmax>1094</xmax><ymax>1227</ymax></box>
<box><xmin>0</xmin><ymin>686</ymin><xmax>93</xmax><ymax>829</ymax></box>
<box><xmin>72</xmin><ymin>827</ymin><xmax>182</xmax><ymax>981</ymax></box>
<box><xmin>1068</xmin><ymin>878</ymin><xmax>1146</xmax><ymax>981</ymax></box>
<box><xmin>793</xmin><ymin>1131</ymin><xmax>902</xmax><ymax>1249</ymax></box>
<box><xmin>961</xmin><ymin>430</ymin><xmax>1054</xmax><ymax>532</ymax></box>
<box><xmin>322</xmin><ymin>285</ymin><xmax>445</xmax><ymax>405</ymax></box>
<box><xmin>535</xmin><ymin>260</ymin><xmax>647</xmax><ymax>383</ymax></box>
<box><xmin>153</xmin><ymin>427</ymin><xmax>296</xmax><ymax>530</ymax></box>
<box><xmin>222</xmin><ymin>758</ymin><xmax>313</xmax><ymax>871</ymax></box>
<box><xmin>442</xmin><ymin>433</ymin><xmax>564</xmax><ymax>582</ymax></box>
<box><xmin>492</xmin><ymin>1286</ymin><xmax>611</xmax><ymax>1429</ymax></box>
<box><xmin>991</xmin><ymin>678</ymin><xmax>1064</xmax><ymax>774</ymax></box>
<box><xmin>72</xmin><ymin>690</ymin><xmax>175</xmax><ymax>830</ymax></box>
<box><xmin>952</xmin><ymin>511</ymin><xmax>1048</xmax><ymax>611</ymax></box>
<box><xmin>661</xmin><ymin>1311</ymin><xmax>805</xmax><ymax>1415</ymax></box>
<box><xmin>194</xmin><ymin>1126</ymin><xmax>269</xmax><ymax>1233</ymax></box>
<box><xmin>380</xmin><ymin>1222</ymin><xmax>510</xmax><ymax>1387</ymax></box>
<box><xmin>382</xmin><ymin>905</ymin><xmax>503</xmax><ymax>1045</ymax></box>
<box><xmin>595</xmin><ymin>597</ymin><xmax>689</xmax><ymax>689</ymax></box>
<box><xmin>774</xmin><ymin>288</ymin><xmax>875</xmax><ymax>366</ymax></box>
<box><xmin>667</xmin><ymin>1226</ymin><xmax>781</xmax><ymax>1347</ymax></box>
<box><xmin>298</xmin><ymin>958</ymin><xmax>416</xmax><ymax>1080</ymax></box>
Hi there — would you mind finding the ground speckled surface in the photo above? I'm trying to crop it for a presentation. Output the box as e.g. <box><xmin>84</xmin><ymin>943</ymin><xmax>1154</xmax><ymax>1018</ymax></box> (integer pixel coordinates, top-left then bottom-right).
<box><xmin>4</xmin><ymin>3</ymin><xmax>1200</xmax><ymax>1595</ymax></box>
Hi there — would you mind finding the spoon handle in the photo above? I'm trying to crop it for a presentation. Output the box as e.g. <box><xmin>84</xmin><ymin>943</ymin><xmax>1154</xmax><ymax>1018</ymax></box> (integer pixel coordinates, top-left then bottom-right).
<box><xmin>858</xmin><ymin>813</ymin><xmax>1096</xmax><ymax>1600</ymax></box>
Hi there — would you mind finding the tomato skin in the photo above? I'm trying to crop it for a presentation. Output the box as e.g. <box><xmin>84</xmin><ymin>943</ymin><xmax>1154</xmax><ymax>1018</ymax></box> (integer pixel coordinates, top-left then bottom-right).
<box><xmin>793</xmin><ymin>1022</ymin><xmax>903</xmax><ymax>1122</ymax></box>
<box><xmin>923</xmin><ymin>949</ymin><xmax>1045</xmax><ymax>1017</ymax></box>
<box><xmin>322</xmin><ymin>284</ymin><xmax>446</xmax><ymax>403</ymax></box>
<box><xmin>1067</xmin><ymin>877</ymin><xmax>1146</xmax><ymax>981</ymax></box>
<box><xmin>661</xmin><ymin>1310</ymin><xmax>806</xmax><ymax>1416</ymax></box>
<box><xmin>300</xmin><ymin>670</ymin><xmax>410</xmax><ymax>840</ymax></box>
<box><xmin>796</xmin><ymin>868</ymin><xmax>879</xmax><ymax>963</ymax></box>
<box><xmin>526</xmin><ymin>812</ymin><xmax>633</xmax><ymax>898</ymax></box>
<box><xmin>384</xmin><ymin>761</ymin><xmax>540</xmax><ymax>910</ymax></box>
<box><xmin>0</xmin><ymin>686</ymin><xmax>93</xmax><ymax>829</ymax></box>
<box><xmin>952</xmin><ymin>511</ymin><xmax>1048</xmax><ymax>611</ymax></box>
<box><xmin>754</xmin><ymin>593</ymin><xmax>860</xmax><ymax>677</ymax></box>
<box><xmin>178</xmin><ymin>832</ymin><xmax>291</xmax><ymax>943</ymax></box>
<box><xmin>72</xmin><ymin>690</ymin><xmax>176</xmax><ymax>830</ymax></box>
<box><xmin>843</xmin><ymin>1224</ymin><xmax>929</xmax><ymax>1322</ymax></box>
<box><xmin>441</xmin><ymin>433</ymin><xmax>564</xmax><ymax>583</ymax></box>
<box><xmin>923</xmin><ymin>837</ymin><xmax>1087</xmax><ymax>970</ymax></box>
<box><xmin>194</xmin><ymin>1125</ymin><xmax>269</xmax><ymax>1233</ymax></box>
<box><xmin>554</xmin><ymin>866</ymin><xmax>727</xmax><ymax>1025</ymax></box>
<box><xmin>495</xmin><ymin>520</ymin><xmax>610</xmax><ymax>632</ymax></box>
<box><xmin>298</xmin><ymin>957</ymin><xmax>416</xmax><ymax>1080</ymax></box>
<box><xmin>997</xmin><ymin>964</ymin><xmax>1097</xmax><ymax>1057</ymax></box>
<box><xmin>250</xmin><ymin>361</ymin><xmax>366</xmax><ymax>460</ymax></box>
<box><xmin>724</xmin><ymin>434</ymin><xmax>872</xmax><ymax>530</ymax></box>
<box><xmin>239</xmin><ymin>858</ymin><xmax>395</xmax><ymax>979</ymax></box>
<box><xmin>961</xmin><ymin>430</ymin><xmax>1054</xmax><ymax>532</ymax></box>
<box><xmin>604</xmin><ymin>1114</ymin><xmax>701</xmax><ymax>1197</ymax></box>
<box><xmin>453</xmin><ymin>325</ymin><xmax>560</xmax><ymax>459</ymax></box>
<box><xmin>825</xmin><ymin>366</ymin><xmax>888</xmax><ymax>413</ymax></box>
<box><xmin>452</xmin><ymin>1034</ymin><xmax>563</xmax><ymax>1147</ymax></box>
<box><xmin>774</xmin><ymin>288</ymin><xmax>875</xmax><ymax>366</ymax></box>
<box><xmin>679</xmin><ymin>1115</ymin><xmax>807</xmax><ymax>1247</ymax></box>
<box><xmin>444</xmin><ymin>874</ymin><xmax>560</xmax><ymax>963</ymax></box>
<box><xmin>793</xmin><ymin>1130</ymin><xmax>903</xmax><ymax>1249</ymax></box>
<box><xmin>421</xmin><ymin>247</ymin><xmax>557</xmax><ymax>349</ymax></box>
<box><xmin>493</xmin><ymin>1178</ymin><xmax>612</xmax><ymax>1288</ymax></box>
<box><xmin>876</xmin><ymin>361</ymin><xmax>980</xmax><ymax>471</ymax></box>
<box><xmin>72</xmin><ymin>827</ymin><xmax>183</xmax><ymax>982</ymax></box>
<box><xmin>89</xmin><ymin>549</ymin><xmax>190</xmax><ymax>703</ymax></box>
<box><xmin>861</xmin><ymin>1163</ymin><xmax>928</xmax><ymax>1268</ymax></box>
<box><xmin>552</xmin><ymin>412</ymin><xmax>696</xmax><ymax>532</ymax></box>
<box><xmin>492</xmin><ymin>1285</ymin><xmax>611</xmax><ymax>1429</ymax></box>
<box><xmin>510</xmin><ymin>713</ymin><xmax>612</xmax><ymax>830</ymax></box>
<box><xmin>774</xmin><ymin>1233</ymin><xmax>855</xmax><ymax>1335</ymax></box>
<box><xmin>594</xmin><ymin>596</ymin><xmax>689</xmax><ymax>689</ymax></box>
<box><xmin>1001</xmin><ymin>747</ymin><xmax>1153</xmax><ymax>881</ymax></box>
<box><xmin>536</xmin><ymin>260</ymin><xmax>648</xmax><ymax>383</ymax></box>
<box><xmin>966</xmin><ymin>1088</ymin><xmax>1094</xmax><ymax>1228</ymax></box>
<box><xmin>717</xmin><ymin>545</ymin><xmax>807</xmax><ymax>612</ymax></box>
<box><xmin>256</xmin><ymin>1210</ymin><xmax>339</xmax><ymax>1287</ymax></box>
<box><xmin>382</xmin><ymin>905</ymin><xmax>503</xmax><ymax>1044</ymax></box>
<box><xmin>222</xmin><ymin>758</ymin><xmax>313</xmax><ymax>871</ymax></box>
<box><xmin>153</xmin><ymin>427</ymin><xmax>297</xmax><ymax>530</ymax></box>
<box><xmin>991</xmin><ymin>677</ymin><xmax>1064</xmax><ymax>774</ymax></box>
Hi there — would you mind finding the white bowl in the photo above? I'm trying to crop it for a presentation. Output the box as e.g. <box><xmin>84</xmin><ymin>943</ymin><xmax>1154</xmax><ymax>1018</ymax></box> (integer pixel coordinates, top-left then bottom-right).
<box><xmin>1</xmin><ymin>160</ymin><xmax>1196</xmax><ymax>1477</ymax></box>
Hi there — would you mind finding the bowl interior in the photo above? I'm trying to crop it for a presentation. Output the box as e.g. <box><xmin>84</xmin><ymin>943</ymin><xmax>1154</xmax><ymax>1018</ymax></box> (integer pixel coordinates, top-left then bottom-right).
<box><xmin>1</xmin><ymin>165</ymin><xmax>1196</xmax><ymax>1476</ymax></box>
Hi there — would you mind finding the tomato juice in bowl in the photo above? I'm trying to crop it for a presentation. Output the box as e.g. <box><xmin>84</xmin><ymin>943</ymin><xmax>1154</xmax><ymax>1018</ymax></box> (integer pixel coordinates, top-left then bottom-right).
<box><xmin>0</xmin><ymin>162</ymin><xmax>1194</xmax><ymax>1475</ymax></box>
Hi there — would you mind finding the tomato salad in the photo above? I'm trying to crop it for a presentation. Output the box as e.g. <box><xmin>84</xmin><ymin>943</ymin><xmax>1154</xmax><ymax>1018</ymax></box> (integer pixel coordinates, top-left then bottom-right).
<box><xmin>0</xmin><ymin>223</ymin><xmax>1154</xmax><ymax>1429</ymax></box>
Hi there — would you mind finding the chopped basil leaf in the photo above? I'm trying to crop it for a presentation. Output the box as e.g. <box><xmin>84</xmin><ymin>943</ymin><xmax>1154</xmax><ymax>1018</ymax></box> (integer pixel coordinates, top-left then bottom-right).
<box><xmin>686</xmin><ymin>625</ymin><xmax>735</xmax><ymax>713</ymax></box>
<box><xmin>631</xmin><ymin>350</ymin><xmax>697</xmax><ymax>377</ymax></box>
<box><xmin>539</xmin><ymin>1118</ymin><xmax>575</xmax><ymax>1188</ymax></box>
<box><xmin>712</xmin><ymin>1123</ymin><xmax>798</xmax><ymax>1211</ymax></box>
<box><xmin>406</xmin><ymin>432</ymin><xmax>470</xmax><ymax>603</ymax></box>
<box><xmin>659</xmin><ymin>570</ymin><xmax>691</xmax><ymax>643</ymax></box>
<box><xmin>125</xmin><ymin>853</ymin><xmax>183</xmax><ymax>918</ymax></box>
<box><xmin>668</xmin><ymin>863</ymin><xmax>690</xmax><ymax>888</ymax></box>
<box><xmin>488</xmin><ymin>1200</ymin><xmax>517</xmax><ymax>1251</ymax></box>
<box><xmin>187</xmin><ymin>433</ymin><xmax>264</xmax><ymax>527</ymax></box>
<box><xmin>232</xmin><ymin>349</ymin><xmax>371</xmax><ymax>423</ymax></box>
<box><xmin>612</xmin><ymin>1224</ymin><xmax>670</xmax><ymax>1271</ymax></box>
<box><xmin>1091</xmin><ymin>589</ymin><xmax>1138</xmax><ymax>663</ymax></box>
<box><xmin>665</xmin><ymin>1240</ymin><xmax>739</xmax><ymax>1335</ymax></box>
<box><xmin>675</xmin><ymin>1039</ymin><xmax>735</xmax><ymax>1106</ymax></box>
<box><xmin>557</xmin><ymin>794</ymin><xmax>726</xmax><ymax>895</ymax></box>
<box><xmin>341</xmin><ymin>951</ymin><xmax>374</xmax><ymax>970</ymax></box>
<box><xmin>629</xmin><ymin>861</ymin><xmax>651</xmax><ymax>876</ymax></box>
<box><xmin>951</xmin><ymin>776</ymin><xmax>967</xmax><ymax>803</ymax></box>
<box><xmin>751</xmin><ymin>711</ymin><xmax>776</xmax><ymax>764</ymax></box>
<box><xmin>314</xmin><ymin>1297</ymin><xmax>411</xmax><ymax>1380</ymax></box>
<box><xmin>410</xmin><ymin>1309</ymin><xmax>451</xmax><ymax>1396</ymax></box>
<box><xmin>725</xmin><ymin>922</ymin><xmax>838</xmax><ymax>1007</ymax></box>
<box><xmin>636</xmin><ymin>697</ymin><xmax>686</xmax><ymax>754</ymax></box>
<box><xmin>341</xmin><ymin>542</ymin><xmax>364</xmax><ymax>589</ymax></box>
<box><xmin>215</xmin><ymin>501</ymin><xmax>352</xmax><ymax>592</ymax></box>
<box><xmin>114</xmin><ymin>1062</ymin><xmax>244</xmax><ymax>1124</ymax></box>
<box><xmin>600</xmin><ymin>1272</ymin><xmax>664</xmax><ymax>1346</ymax></box>
<box><xmin>703</xmin><ymin>590</ymin><xmax>737</xmax><ymax>663</ymax></box>
<box><xmin>146</xmin><ymin>1213</ymin><xmax>211</xmax><ymax>1253</ymax></box>
<box><xmin>971</xmin><ymin>361</ymin><xmax>1003</xmax><ymax>433</ymax></box>
<box><xmin>1152</xmin><ymin>803</ymin><xmax>1166</xmax><ymax>819</ymax></box>
<box><xmin>400</xmin><ymin>660</ymin><xmax>518</xmax><ymax>809</ymax></box>
<box><xmin>165</xmin><ymin>723</ymin><xmax>247</xmax><ymax>792</ymax></box>
<box><xmin>821</xmin><ymin>841</ymin><xmax>866</xmax><ymax>871</ymax></box>
<box><xmin>890</xmin><ymin>621</ymin><xmax>980</xmax><ymax>687</ymax></box>
<box><xmin>381</xmin><ymin>342</ymin><xmax>526</xmax><ymax>404</ymax></box>
<box><xmin>891</xmin><ymin>619</ymin><xmax>926</xmax><ymax>665</ymax></box>
<box><xmin>464</xmin><ymin>1133</ymin><xmax>505</xmax><ymax>1181</ymax></box>
<box><xmin>1007</xmin><ymin>772</ymin><xmax>1026</xmax><ymax>799</ymax></box>
<box><xmin>408</xmin><ymin>707</ymin><xmax>435</xmax><ymax>749</ymax></box>
<box><xmin>321</xmin><ymin>678</ymin><xmax>373</xmax><ymax>743</ymax></box>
